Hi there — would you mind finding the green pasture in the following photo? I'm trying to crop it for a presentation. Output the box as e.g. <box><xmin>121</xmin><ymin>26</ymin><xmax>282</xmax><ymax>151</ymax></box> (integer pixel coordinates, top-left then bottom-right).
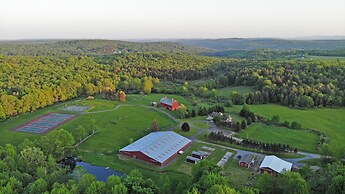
<box><xmin>173</xmin><ymin>128</ymin><xmax>199</xmax><ymax>138</ymax></box>
<box><xmin>192</xmin><ymin>121</ymin><xmax>211</xmax><ymax>129</ymax></box>
<box><xmin>237</xmin><ymin>104</ymin><xmax>345</xmax><ymax>152</ymax></box>
<box><xmin>216</xmin><ymin>86</ymin><xmax>255</xmax><ymax>96</ymax></box>
<box><xmin>236</xmin><ymin>123</ymin><xmax>319</xmax><ymax>152</ymax></box>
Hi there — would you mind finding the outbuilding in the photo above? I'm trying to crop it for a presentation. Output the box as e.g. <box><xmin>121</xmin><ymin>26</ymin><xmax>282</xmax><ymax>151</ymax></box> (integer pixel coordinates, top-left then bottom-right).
<box><xmin>186</xmin><ymin>156</ymin><xmax>200</xmax><ymax>164</ymax></box>
<box><xmin>119</xmin><ymin>131</ymin><xmax>191</xmax><ymax>166</ymax></box>
<box><xmin>259</xmin><ymin>155</ymin><xmax>292</xmax><ymax>176</ymax></box>
<box><xmin>239</xmin><ymin>154</ymin><xmax>255</xmax><ymax>168</ymax></box>
<box><xmin>160</xmin><ymin>97</ymin><xmax>179</xmax><ymax>111</ymax></box>
<box><xmin>191</xmin><ymin>150</ymin><xmax>210</xmax><ymax>159</ymax></box>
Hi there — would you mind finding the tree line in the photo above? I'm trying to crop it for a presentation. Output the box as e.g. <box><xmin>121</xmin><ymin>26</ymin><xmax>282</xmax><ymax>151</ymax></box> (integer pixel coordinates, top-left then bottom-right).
<box><xmin>208</xmin><ymin>131</ymin><xmax>297</xmax><ymax>154</ymax></box>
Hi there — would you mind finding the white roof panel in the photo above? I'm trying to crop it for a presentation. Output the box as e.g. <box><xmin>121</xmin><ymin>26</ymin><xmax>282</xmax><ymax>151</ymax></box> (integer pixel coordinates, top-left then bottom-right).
<box><xmin>160</xmin><ymin>97</ymin><xmax>175</xmax><ymax>106</ymax></box>
<box><xmin>259</xmin><ymin>155</ymin><xmax>292</xmax><ymax>173</ymax></box>
<box><xmin>120</xmin><ymin>131</ymin><xmax>191</xmax><ymax>163</ymax></box>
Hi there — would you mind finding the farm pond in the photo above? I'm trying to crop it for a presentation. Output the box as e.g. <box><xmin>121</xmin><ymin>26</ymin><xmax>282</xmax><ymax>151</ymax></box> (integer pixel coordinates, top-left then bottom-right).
<box><xmin>76</xmin><ymin>162</ymin><xmax>125</xmax><ymax>181</ymax></box>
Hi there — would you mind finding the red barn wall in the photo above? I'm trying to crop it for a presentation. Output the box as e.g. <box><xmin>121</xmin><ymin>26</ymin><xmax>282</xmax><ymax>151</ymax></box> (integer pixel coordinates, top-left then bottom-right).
<box><xmin>120</xmin><ymin>140</ymin><xmax>191</xmax><ymax>166</ymax></box>
<box><xmin>119</xmin><ymin>151</ymin><xmax>161</xmax><ymax>166</ymax></box>
<box><xmin>171</xmin><ymin>101</ymin><xmax>179</xmax><ymax>111</ymax></box>
<box><xmin>239</xmin><ymin>162</ymin><xmax>249</xmax><ymax>168</ymax></box>
<box><xmin>160</xmin><ymin>103</ymin><xmax>172</xmax><ymax>110</ymax></box>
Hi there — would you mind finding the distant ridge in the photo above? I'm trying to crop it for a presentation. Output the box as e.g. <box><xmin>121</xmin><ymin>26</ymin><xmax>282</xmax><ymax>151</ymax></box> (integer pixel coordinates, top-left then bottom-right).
<box><xmin>174</xmin><ymin>38</ymin><xmax>345</xmax><ymax>50</ymax></box>
<box><xmin>0</xmin><ymin>39</ymin><xmax>208</xmax><ymax>56</ymax></box>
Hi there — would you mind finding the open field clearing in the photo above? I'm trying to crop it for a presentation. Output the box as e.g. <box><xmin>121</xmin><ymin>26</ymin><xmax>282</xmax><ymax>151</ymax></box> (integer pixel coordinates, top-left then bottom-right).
<box><xmin>236</xmin><ymin>123</ymin><xmax>319</xmax><ymax>152</ymax></box>
<box><xmin>216</xmin><ymin>86</ymin><xmax>255</xmax><ymax>96</ymax></box>
<box><xmin>233</xmin><ymin>104</ymin><xmax>345</xmax><ymax>152</ymax></box>
<box><xmin>59</xmin><ymin>105</ymin><xmax>176</xmax><ymax>153</ymax></box>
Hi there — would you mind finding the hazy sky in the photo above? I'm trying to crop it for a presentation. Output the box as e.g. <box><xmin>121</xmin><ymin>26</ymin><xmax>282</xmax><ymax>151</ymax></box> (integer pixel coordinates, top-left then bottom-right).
<box><xmin>1</xmin><ymin>0</ymin><xmax>344</xmax><ymax>39</ymax></box>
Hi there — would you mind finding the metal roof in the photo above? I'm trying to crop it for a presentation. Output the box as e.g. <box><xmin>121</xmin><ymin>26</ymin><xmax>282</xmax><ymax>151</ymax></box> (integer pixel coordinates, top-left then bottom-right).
<box><xmin>192</xmin><ymin>150</ymin><xmax>209</xmax><ymax>156</ymax></box>
<box><xmin>160</xmin><ymin>97</ymin><xmax>176</xmax><ymax>106</ymax></box>
<box><xmin>186</xmin><ymin>156</ymin><xmax>200</xmax><ymax>162</ymax></box>
<box><xmin>120</xmin><ymin>131</ymin><xmax>191</xmax><ymax>163</ymax></box>
<box><xmin>259</xmin><ymin>155</ymin><xmax>292</xmax><ymax>173</ymax></box>
<box><xmin>239</xmin><ymin>154</ymin><xmax>254</xmax><ymax>164</ymax></box>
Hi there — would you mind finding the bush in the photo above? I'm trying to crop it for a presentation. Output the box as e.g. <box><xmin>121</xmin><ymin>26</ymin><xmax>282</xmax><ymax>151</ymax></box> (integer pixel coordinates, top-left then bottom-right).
<box><xmin>181</xmin><ymin>122</ymin><xmax>190</xmax><ymax>132</ymax></box>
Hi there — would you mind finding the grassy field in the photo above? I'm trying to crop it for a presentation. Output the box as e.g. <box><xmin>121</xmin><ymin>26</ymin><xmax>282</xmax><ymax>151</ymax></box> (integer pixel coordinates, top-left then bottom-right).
<box><xmin>216</xmin><ymin>86</ymin><xmax>255</xmax><ymax>96</ymax></box>
<box><xmin>232</xmin><ymin>104</ymin><xmax>345</xmax><ymax>153</ymax></box>
<box><xmin>174</xmin><ymin>128</ymin><xmax>199</xmax><ymax>138</ymax></box>
<box><xmin>70</xmin><ymin>98</ymin><xmax>119</xmax><ymax>112</ymax></box>
<box><xmin>192</xmin><ymin>121</ymin><xmax>211</xmax><ymax>129</ymax></box>
<box><xmin>236</xmin><ymin>123</ymin><xmax>319</xmax><ymax>152</ymax></box>
<box><xmin>223</xmin><ymin>159</ymin><xmax>257</xmax><ymax>189</ymax></box>
<box><xmin>59</xmin><ymin>105</ymin><xmax>176</xmax><ymax>153</ymax></box>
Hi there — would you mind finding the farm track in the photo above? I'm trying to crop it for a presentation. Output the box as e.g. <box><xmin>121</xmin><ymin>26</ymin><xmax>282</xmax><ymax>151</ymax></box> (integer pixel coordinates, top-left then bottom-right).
<box><xmin>81</xmin><ymin>104</ymin><xmax>133</xmax><ymax>114</ymax></box>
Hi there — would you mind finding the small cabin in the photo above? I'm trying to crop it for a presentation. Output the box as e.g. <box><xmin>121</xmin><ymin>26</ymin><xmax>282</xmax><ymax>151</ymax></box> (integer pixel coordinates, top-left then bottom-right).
<box><xmin>239</xmin><ymin>154</ymin><xmax>255</xmax><ymax>168</ymax></box>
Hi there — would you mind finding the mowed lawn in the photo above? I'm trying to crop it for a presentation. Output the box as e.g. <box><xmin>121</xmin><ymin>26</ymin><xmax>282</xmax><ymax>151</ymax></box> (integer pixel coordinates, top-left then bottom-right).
<box><xmin>59</xmin><ymin>106</ymin><xmax>177</xmax><ymax>153</ymax></box>
<box><xmin>240</xmin><ymin>104</ymin><xmax>345</xmax><ymax>152</ymax></box>
<box><xmin>236</xmin><ymin>123</ymin><xmax>319</xmax><ymax>152</ymax></box>
<box><xmin>69</xmin><ymin>98</ymin><xmax>119</xmax><ymax>112</ymax></box>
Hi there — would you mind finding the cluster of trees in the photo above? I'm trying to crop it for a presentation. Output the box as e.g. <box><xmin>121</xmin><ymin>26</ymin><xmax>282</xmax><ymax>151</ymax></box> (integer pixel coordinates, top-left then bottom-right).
<box><xmin>0</xmin><ymin>40</ymin><xmax>205</xmax><ymax>56</ymax></box>
<box><xmin>175</xmin><ymin>58</ymin><xmax>345</xmax><ymax>109</ymax></box>
<box><xmin>0</xmin><ymin>129</ymin><xmax>75</xmax><ymax>193</ymax></box>
<box><xmin>197</xmin><ymin>105</ymin><xmax>224</xmax><ymax>116</ymax></box>
<box><xmin>258</xmin><ymin>115</ymin><xmax>303</xmax><ymax>130</ymax></box>
<box><xmin>208</xmin><ymin>131</ymin><xmax>297</xmax><ymax>154</ymax></box>
<box><xmin>112</xmin><ymin>53</ymin><xmax>225</xmax><ymax>81</ymax></box>
<box><xmin>0</xmin><ymin>141</ymin><xmax>160</xmax><ymax>193</ymax></box>
<box><xmin>208</xmin><ymin>131</ymin><xmax>238</xmax><ymax>144</ymax></box>
<box><xmin>241</xmin><ymin>139</ymin><xmax>297</xmax><ymax>154</ymax></box>
<box><xmin>0</xmin><ymin>55</ymin><xmax>162</xmax><ymax>121</ymax></box>
<box><xmin>188</xmin><ymin>160</ymin><xmax>255</xmax><ymax>193</ymax></box>
<box><xmin>222</xmin><ymin>59</ymin><xmax>345</xmax><ymax>108</ymax></box>
<box><xmin>299</xmin><ymin>162</ymin><xmax>345</xmax><ymax>194</ymax></box>
<box><xmin>71</xmin><ymin>121</ymin><xmax>98</xmax><ymax>143</ymax></box>
<box><xmin>256</xmin><ymin>171</ymin><xmax>308</xmax><ymax>194</ymax></box>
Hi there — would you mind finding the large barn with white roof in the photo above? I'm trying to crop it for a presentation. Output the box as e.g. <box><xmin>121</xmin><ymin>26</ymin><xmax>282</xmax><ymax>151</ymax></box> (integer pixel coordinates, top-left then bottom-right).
<box><xmin>119</xmin><ymin>131</ymin><xmax>192</xmax><ymax>166</ymax></box>
<box><xmin>259</xmin><ymin>155</ymin><xmax>292</xmax><ymax>176</ymax></box>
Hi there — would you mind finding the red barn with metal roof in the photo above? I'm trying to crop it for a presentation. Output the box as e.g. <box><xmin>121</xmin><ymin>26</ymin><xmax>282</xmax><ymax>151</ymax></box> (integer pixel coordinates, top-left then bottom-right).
<box><xmin>160</xmin><ymin>97</ymin><xmax>179</xmax><ymax>111</ymax></box>
<box><xmin>119</xmin><ymin>131</ymin><xmax>191</xmax><ymax>166</ymax></box>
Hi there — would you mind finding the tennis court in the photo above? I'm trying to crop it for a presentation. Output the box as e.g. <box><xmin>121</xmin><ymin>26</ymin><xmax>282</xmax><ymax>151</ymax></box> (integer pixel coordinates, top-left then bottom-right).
<box><xmin>15</xmin><ymin>113</ymin><xmax>76</xmax><ymax>134</ymax></box>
